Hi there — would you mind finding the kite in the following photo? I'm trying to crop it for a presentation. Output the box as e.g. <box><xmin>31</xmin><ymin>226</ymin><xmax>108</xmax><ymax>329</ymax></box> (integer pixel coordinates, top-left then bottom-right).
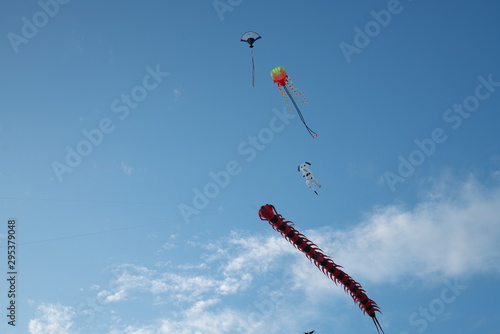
<box><xmin>298</xmin><ymin>162</ymin><xmax>321</xmax><ymax>195</ymax></box>
<box><xmin>271</xmin><ymin>67</ymin><xmax>318</xmax><ymax>138</ymax></box>
<box><xmin>259</xmin><ymin>204</ymin><xmax>384</xmax><ymax>334</ymax></box>
<box><xmin>241</xmin><ymin>31</ymin><xmax>261</xmax><ymax>87</ymax></box>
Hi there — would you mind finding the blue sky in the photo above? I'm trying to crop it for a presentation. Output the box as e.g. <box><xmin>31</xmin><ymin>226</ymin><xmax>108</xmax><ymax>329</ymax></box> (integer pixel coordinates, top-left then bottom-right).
<box><xmin>1</xmin><ymin>0</ymin><xmax>500</xmax><ymax>333</ymax></box>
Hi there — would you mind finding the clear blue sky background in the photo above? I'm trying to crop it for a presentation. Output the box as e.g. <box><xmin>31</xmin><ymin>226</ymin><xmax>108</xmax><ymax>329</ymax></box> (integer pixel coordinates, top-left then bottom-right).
<box><xmin>1</xmin><ymin>0</ymin><xmax>499</xmax><ymax>333</ymax></box>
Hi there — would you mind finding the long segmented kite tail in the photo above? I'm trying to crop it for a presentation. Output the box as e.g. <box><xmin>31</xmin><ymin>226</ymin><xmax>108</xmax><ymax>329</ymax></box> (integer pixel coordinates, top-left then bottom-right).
<box><xmin>258</xmin><ymin>204</ymin><xmax>384</xmax><ymax>334</ymax></box>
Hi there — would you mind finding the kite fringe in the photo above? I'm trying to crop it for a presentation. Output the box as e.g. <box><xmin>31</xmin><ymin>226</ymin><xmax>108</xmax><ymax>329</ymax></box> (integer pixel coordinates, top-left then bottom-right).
<box><xmin>286</xmin><ymin>77</ymin><xmax>308</xmax><ymax>104</ymax></box>
<box><xmin>278</xmin><ymin>85</ymin><xmax>294</xmax><ymax>117</ymax></box>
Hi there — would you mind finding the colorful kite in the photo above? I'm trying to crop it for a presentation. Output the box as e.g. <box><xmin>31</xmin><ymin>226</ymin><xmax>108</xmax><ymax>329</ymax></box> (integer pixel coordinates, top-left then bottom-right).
<box><xmin>241</xmin><ymin>31</ymin><xmax>261</xmax><ymax>87</ymax></box>
<box><xmin>259</xmin><ymin>204</ymin><xmax>384</xmax><ymax>334</ymax></box>
<box><xmin>271</xmin><ymin>67</ymin><xmax>318</xmax><ymax>138</ymax></box>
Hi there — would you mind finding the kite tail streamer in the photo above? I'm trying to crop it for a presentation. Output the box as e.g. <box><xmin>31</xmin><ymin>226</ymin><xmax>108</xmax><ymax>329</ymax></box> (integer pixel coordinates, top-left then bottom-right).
<box><xmin>283</xmin><ymin>85</ymin><xmax>318</xmax><ymax>138</ymax></box>
<box><xmin>252</xmin><ymin>55</ymin><xmax>255</xmax><ymax>87</ymax></box>
<box><xmin>258</xmin><ymin>204</ymin><xmax>384</xmax><ymax>334</ymax></box>
<box><xmin>251</xmin><ymin>51</ymin><xmax>255</xmax><ymax>87</ymax></box>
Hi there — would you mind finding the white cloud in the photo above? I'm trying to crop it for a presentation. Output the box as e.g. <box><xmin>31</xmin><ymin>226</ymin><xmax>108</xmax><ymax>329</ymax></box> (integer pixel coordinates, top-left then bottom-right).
<box><xmin>218</xmin><ymin>273</ymin><xmax>252</xmax><ymax>295</ymax></box>
<box><xmin>220</xmin><ymin>231</ymin><xmax>294</xmax><ymax>275</ymax></box>
<box><xmin>100</xmin><ymin>261</ymin><xmax>253</xmax><ymax>305</ymax></box>
<box><xmin>306</xmin><ymin>176</ymin><xmax>500</xmax><ymax>285</ymax></box>
<box><xmin>183</xmin><ymin>176</ymin><xmax>500</xmax><ymax>302</ymax></box>
<box><xmin>186</xmin><ymin>298</ymin><xmax>219</xmax><ymax>315</ymax></box>
<box><xmin>29</xmin><ymin>303</ymin><xmax>77</xmax><ymax>334</ymax></box>
<box><xmin>109</xmin><ymin>325</ymin><xmax>155</xmax><ymax>334</ymax></box>
<box><xmin>105</xmin><ymin>289</ymin><xmax>128</xmax><ymax>302</ymax></box>
<box><xmin>79</xmin><ymin>176</ymin><xmax>500</xmax><ymax>333</ymax></box>
<box><xmin>109</xmin><ymin>308</ymin><xmax>252</xmax><ymax>334</ymax></box>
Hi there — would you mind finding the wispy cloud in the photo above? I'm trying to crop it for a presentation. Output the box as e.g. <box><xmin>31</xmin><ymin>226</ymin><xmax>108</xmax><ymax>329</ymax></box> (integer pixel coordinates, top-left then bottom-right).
<box><xmin>29</xmin><ymin>175</ymin><xmax>500</xmax><ymax>333</ymax></box>
<box><xmin>96</xmin><ymin>176</ymin><xmax>500</xmax><ymax>330</ymax></box>
<box><xmin>319</xmin><ymin>175</ymin><xmax>500</xmax><ymax>284</ymax></box>
<box><xmin>28</xmin><ymin>303</ymin><xmax>77</xmax><ymax>334</ymax></box>
<box><xmin>99</xmin><ymin>262</ymin><xmax>253</xmax><ymax>305</ymax></box>
<box><xmin>100</xmin><ymin>289</ymin><xmax>127</xmax><ymax>303</ymax></box>
<box><xmin>108</xmin><ymin>308</ymin><xmax>252</xmax><ymax>334</ymax></box>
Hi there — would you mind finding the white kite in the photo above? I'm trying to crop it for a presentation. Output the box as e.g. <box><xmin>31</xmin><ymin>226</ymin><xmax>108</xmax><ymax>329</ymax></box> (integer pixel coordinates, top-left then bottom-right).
<box><xmin>298</xmin><ymin>162</ymin><xmax>321</xmax><ymax>195</ymax></box>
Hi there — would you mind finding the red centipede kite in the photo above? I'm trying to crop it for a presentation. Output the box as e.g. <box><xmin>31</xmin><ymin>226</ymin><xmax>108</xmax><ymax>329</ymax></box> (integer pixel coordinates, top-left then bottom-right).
<box><xmin>259</xmin><ymin>204</ymin><xmax>384</xmax><ymax>334</ymax></box>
